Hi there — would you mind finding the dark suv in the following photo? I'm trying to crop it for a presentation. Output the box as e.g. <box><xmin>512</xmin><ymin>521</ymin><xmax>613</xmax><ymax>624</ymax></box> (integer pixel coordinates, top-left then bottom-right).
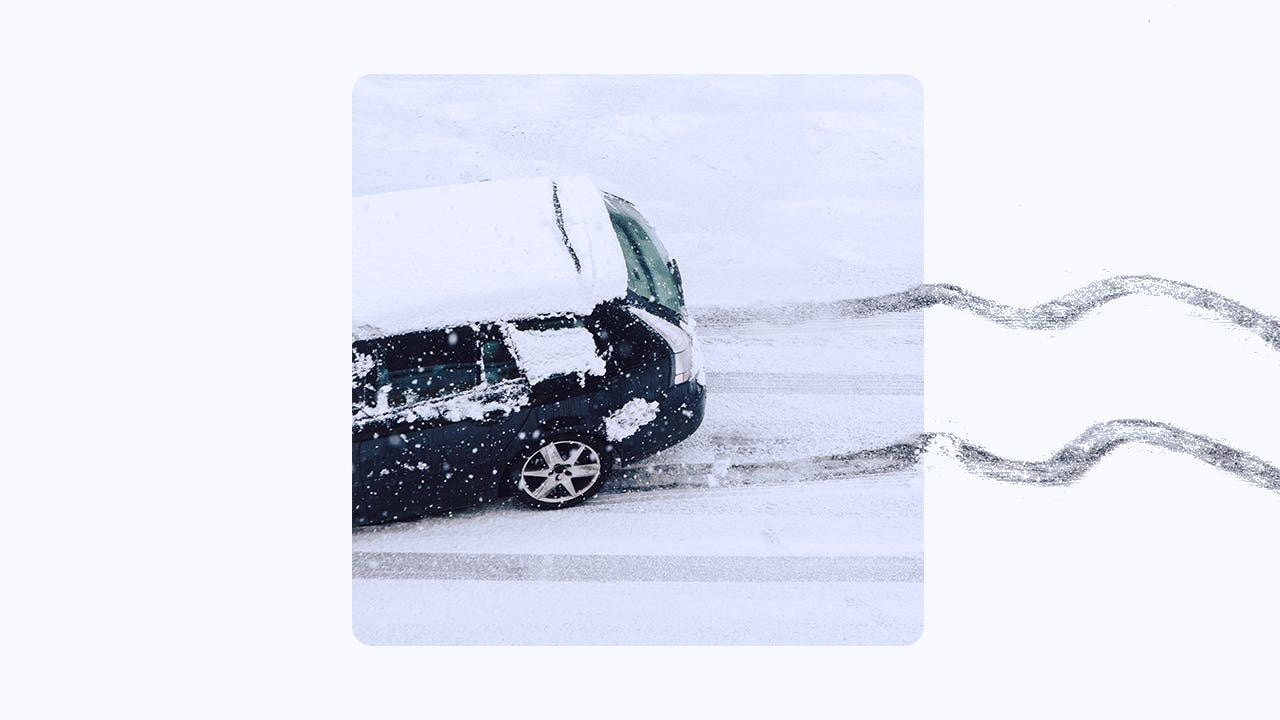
<box><xmin>352</xmin><ymin>179</ymin><xmax>705</xmax><ymax>526</ymax></box>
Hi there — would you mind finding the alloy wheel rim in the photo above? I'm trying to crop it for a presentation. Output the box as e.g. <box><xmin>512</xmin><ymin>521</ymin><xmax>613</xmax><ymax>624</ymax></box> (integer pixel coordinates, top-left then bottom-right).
<box><xmin>519</xmin><ymin>441</ymin><xmax>602</xmax><ymax>503</ymax></box>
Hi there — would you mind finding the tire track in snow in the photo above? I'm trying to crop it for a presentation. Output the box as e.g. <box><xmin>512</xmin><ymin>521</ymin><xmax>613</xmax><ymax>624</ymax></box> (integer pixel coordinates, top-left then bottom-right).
<box><xmin>707</xmin><ymin>371</ymin><xmax>922</xmax><ymax>395</ymax></box>
<box><xmin>616</xmin><ymin>420</ymin><xmax>1280</xmax><ymax>495</ymax></box>
<box><xmin>930</xmin><ymin>419</ymin><xmax>1280</xmax><ymax>492</ymax></box>
<box><xmin>692</xmin><ymin>275</ymin><xmax>1280</xmax><ymax>350</ymax></box>
<box><xmin>613</xmin><ymin>442</ymin><xmax>921</xmax><ymax>493</ymax></box>
<box><xmin>674</xmin><ymin>276</ymin><xmax>1280</xmax><ymax>493</ymax></box>
<box><xmin>352</xmin><ymin>552</ymin><xmax>922</xmax><ymax>582</ymax></box>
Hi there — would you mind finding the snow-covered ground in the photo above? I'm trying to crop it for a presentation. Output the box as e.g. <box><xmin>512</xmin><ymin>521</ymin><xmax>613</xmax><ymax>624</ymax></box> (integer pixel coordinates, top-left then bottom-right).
<box><xmin>352</xmin><ymin>75</ymin><xmax>924</xmax><ymax>644</ymax></box>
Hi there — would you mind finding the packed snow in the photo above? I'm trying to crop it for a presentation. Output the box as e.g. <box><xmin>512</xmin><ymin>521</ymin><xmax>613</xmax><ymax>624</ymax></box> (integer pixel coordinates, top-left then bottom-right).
<box><xmin>352</xmin><ymin>176</ymin><xmax>628</xmax><ymax>338</ymax></box>
<box><xmin>682</xmin><ymin>315</ymin><xmax>707</xmax><ymax>386</ymax></box>
<box><xmin>502</xmin><ymin>325</ymin><xmax>606</xmax><ymax>385</ymax></box>
<box><xmin>602</xmin><ymin>398</ymin><xmax>660</xmax><ymax>441</ymax></box>
<box><xmin>354</xmin><ymin>378</ymin><xmax>529</xmax><ymax>426</ymax></box>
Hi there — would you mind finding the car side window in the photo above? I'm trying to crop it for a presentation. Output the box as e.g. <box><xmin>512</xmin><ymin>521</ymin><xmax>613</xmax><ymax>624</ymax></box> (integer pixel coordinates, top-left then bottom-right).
<box><xmin>480</xmin><ymin>330</ymin><xmax>522</xmax><ymax>384</ymax></box>
<box><xmin>361</xmin><ymin>327</ymin><xmax>481</xmax><ymax>411</ymax></box>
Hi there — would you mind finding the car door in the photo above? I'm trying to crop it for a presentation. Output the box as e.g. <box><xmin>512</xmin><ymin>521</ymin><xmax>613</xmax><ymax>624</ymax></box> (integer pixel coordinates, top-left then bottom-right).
<box><xmin>352</xmin><ymin>326</ymin><xmax>534</xmax><ymax>523</ymax></box>
<box><xmin>352</xmin><ymin>327</ymin><xmax>489</xmax><ymax>521</ymax></box>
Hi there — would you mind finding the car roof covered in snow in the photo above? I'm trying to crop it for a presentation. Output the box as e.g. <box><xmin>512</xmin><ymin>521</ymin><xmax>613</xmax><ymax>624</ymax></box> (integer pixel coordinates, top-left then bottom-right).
<box><xmin>352</xmin><ymin>176</ymin><xmax>629</xmax><ymax>339</ymax></box>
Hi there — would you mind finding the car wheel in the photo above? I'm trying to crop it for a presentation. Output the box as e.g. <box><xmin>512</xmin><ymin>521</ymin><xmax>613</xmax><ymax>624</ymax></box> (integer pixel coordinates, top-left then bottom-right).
<box><xmin>514</xmin><ymin>435</ymin><xmax>611</xmax><ymax>510</ymax></box>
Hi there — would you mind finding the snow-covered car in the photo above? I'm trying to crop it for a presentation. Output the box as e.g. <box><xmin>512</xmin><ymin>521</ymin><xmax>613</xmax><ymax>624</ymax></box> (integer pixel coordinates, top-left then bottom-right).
<box><xmin>352</xmin><ymin>177</ymin><xmax>705</xmax><ymax>525</ymax></box>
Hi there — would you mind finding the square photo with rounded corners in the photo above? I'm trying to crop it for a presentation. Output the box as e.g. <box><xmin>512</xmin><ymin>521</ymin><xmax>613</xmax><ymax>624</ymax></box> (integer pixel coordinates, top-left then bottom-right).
<box><xmin>351</xmin><ymin>74</ymin><xmax>923</xmax><ymax>645</ymax></box>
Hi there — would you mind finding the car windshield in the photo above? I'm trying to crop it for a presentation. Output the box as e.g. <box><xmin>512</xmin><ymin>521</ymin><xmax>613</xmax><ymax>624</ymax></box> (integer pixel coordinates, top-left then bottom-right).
<box><xmin>604</xmin><ymin>196</ymin><xmax>683</xmax><ymax>316</ymax></box>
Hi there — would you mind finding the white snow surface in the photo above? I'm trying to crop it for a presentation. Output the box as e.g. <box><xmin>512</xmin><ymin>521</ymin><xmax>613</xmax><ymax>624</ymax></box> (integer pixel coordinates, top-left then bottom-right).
<box><xmin>603</xmin><ymin>398</ymin><xmax>660</xmax><ymax>441</ymax></box>
<box><xmin>353</xmin><ymin>75</ymin><xmax>923</xmax><ymax>308</ymax></box>
<box><xmin>352</xmin><ymin>176</ymin><xmax>627</xmax><ymax>338</ymax></box>
<box><xmin>502</xmin><ymin>325</ymin><xmax>605</xmax><ymax>384</ymax></box>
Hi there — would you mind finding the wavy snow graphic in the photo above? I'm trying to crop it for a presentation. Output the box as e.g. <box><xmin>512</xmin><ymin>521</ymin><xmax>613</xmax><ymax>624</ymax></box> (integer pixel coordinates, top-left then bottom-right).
<box><xmin>926</xmin><ymin>420</ymin><xmax>1280</xmax><ymax>493</ymax></box>
<box><xmin>620</xmin><ymin>421</ymin><xmax>1280</xmax><ymax>495</ymax></box>
<box><xmin>694</xmin><ymin>275</ymin><xmax>1280</xmax><ymax>350</ymax></box>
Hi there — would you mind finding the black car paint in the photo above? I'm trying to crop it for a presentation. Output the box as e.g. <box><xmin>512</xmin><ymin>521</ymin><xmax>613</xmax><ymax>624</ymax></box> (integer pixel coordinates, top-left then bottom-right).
<box><xmin>352</xmin><ymin>299</ymin><xmax>704</xmax><ymax>526</ymax></box>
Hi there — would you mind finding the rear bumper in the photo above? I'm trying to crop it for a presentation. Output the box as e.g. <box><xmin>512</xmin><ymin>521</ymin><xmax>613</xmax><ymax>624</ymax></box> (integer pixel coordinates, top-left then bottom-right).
<box><xmin>611</xmin><ymin>380</ymin><xmax>706</xmax><ymax>463</ymax></box>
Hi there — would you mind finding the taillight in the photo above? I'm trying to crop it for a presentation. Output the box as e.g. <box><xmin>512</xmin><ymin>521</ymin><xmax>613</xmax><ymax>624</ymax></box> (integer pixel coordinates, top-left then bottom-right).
<box><xmin>628</xmin><ymin>306</ymin><xmax>694</xmax><ymax>385</ymax></box>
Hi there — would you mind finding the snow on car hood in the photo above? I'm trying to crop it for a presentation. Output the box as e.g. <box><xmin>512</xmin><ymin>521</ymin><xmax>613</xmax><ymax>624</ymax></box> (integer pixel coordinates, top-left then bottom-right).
<box><xmin>352</xmin><ymin>176</ymin><xmax>628</xmax><ymax>338</ymax></box>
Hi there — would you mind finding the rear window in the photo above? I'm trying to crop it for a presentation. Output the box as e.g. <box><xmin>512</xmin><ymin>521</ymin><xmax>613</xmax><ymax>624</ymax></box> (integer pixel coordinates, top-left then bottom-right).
<box><xmin>606</xmin><ymin>198</ymin><xmax>683</xmax><ymax>315</ymax></box>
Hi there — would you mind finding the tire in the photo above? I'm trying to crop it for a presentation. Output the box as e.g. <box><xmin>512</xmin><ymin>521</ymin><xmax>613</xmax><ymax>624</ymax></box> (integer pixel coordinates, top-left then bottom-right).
<box><xmin>514</xmin><ymin>434</ymin><xmax>612</xmax><ymax>510</ymax></box>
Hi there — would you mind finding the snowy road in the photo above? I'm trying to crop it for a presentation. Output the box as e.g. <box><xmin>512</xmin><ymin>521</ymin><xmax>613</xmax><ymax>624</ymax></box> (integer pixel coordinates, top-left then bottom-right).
<box><xmin>353</xmin><ymin>553</ymin><xmax>922</xmax><ymax>582</ymax></box>
<box><xmin>353</xmin><ymin>310</ymin><xmax>924</xmax><ymax>644</ymax></box>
